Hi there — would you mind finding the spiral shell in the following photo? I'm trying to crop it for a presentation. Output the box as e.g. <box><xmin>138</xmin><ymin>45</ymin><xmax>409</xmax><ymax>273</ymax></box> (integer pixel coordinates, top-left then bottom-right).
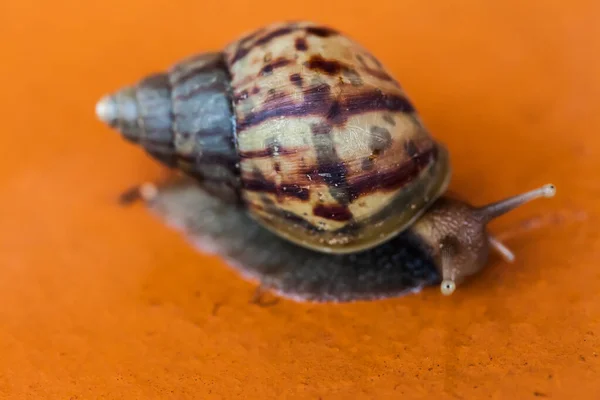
<box><xmin>223</xmin><ymin>21</ymin><xmax>450</xmax><ymax>253</ymax></box>
<box><xmin>96</xmin><ymin>21</ymin><xmax>451</xmax><ymax>254</ymax></box>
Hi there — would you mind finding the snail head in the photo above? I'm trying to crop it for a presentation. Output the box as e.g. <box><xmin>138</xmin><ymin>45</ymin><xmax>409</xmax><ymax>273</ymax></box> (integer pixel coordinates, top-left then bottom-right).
<box><xmin>411</xmin><ymin>184</ymin><xmax>556</xmax><ymax>295</ymax></box>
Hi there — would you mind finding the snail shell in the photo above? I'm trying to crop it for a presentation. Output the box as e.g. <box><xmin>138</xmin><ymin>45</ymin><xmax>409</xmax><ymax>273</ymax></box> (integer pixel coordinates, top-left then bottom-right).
<box><xmin>224</xmin><ymin>21</ymin><xmax>450</xmax><ymax>253</ymax></box>
<box><xmin>96</xmin><ymin>21</ymin><xmax>555</xmax><ymax>299</ymax></box>
<box><xmin>97</xmin><ymin>20</ymin><xmax>450</xmax><ymax>254</ymax></box>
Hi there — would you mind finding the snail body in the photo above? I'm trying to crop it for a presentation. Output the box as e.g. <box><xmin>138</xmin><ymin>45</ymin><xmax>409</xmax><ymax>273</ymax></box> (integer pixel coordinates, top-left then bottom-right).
<box><xmin>96</xmin><ymin>21</ymin><xmax>555</xmax><ymax>299</ymax></box>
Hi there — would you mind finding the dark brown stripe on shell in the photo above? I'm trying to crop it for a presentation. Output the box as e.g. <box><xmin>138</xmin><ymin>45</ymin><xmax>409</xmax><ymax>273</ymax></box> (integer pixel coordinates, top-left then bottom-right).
<box><xmin>354</xmin><ymin>53</ymin><xmax>394</xmax><ymax>83</ymax></box>
<box><xmin>305</xmin><ymin>26</ymin><xmax>339</xmax><ymax>37</ymax></box>
<box><xmin>280</xmin><ymin>184</ymin><xmax>311</xmax><ymax>200</ymax></box>
<box><xmin>239</xmin><ymin>146</ymin><xmax>304</xmax><ymax>159</ymax></box>
<box><xmin>310</xmin><ymin>122</ymin><xmax>333</xmax><ymax>135</ymax></box>
<box><xmin>251</xmin><ymin>201</ymin><xmax>323</xmax><ymax>233</ymax></box>
<box><xmin>350</xmin><ymin>145</ymin><xmax>437</xmax><ymax>195</ymax></box>
<box><xmin>264</xmin><ymin>89</ymin><xmax>288</xmax><ymax>103</ymax></box>
<box><xmin>237</xmin><ymin>85</ymin><xmax>414</xmax><ymax>131</ymax></box>
<box><xmin>255</xmin><ymin>26</ymin><xmax>296</xmax><ymax>47</ymax></box>
<box><xmin>238</xmin><ymin>82</ymin><xmax>329</xmax><ymax>130</ymax></box>
<box><xmin>310</xmin><ymin>123</ymin><xmax>351</xmax><ymax>205</ymax></box>
<box><xmin>242</xmin><ymin>178</ymin><xmax>276</xmax><ymax>194</ymax></box>
<box><xmin>295</xmin><ymin>37</ymin><xmax>308</xmax><ymax>51</ymax></box>
<box><xmin>169</xmin><ymin>54</ymin><xmax>227</xmax><ymax>87</ymax></box>
<box><xmin>259</xmin><ymin>57</ymin><xmax>292</xmax><ymax>76</ymax></box>
<box><xmin>289</xmin><ymin>73</ymin><xmax>303</xmax><ymax>87</ymax></box>
<box><xmin>363</xmin><ymin>67</ymin><xmax>394</xmax><ymax>82</ymax></box>
<box><xmin>313</xmin><ymin>204</ymin><xmax>353</xmax><ymax>221</ymax></box>
<box><xmin>230</xmin><ymin>46</ymin><xmax>252</xmax><ymax>65</ymax></box>
<box><xmin>279</xmin><ymin>210</ymin><xmax>322</xmax><ymax>232</ymax></box>
<box><xmin>308</xmin><ymin>160</ymin><xmax>356</xmax><ymax>202</ymax></box>
<box><xmin>305</xmin><ymin>55</ymin><xmax>348</xmax><ymax>75</ymax></box>
<box><xmin>243</xmin><ymin>179</ymin><xmax>310</xmax><ymax>201</ymax></box>
<box><xmin>229</xmin><ymin>26</ymin><xmax>297</xmax><ymax>64</ymax></box>
<box><xmin>345</xmin><ymin>90</ymin><xmax>413</xmax><ymax>114</ymax></box>
<box><xmin>229</xmin><ymin>24</ymin><xmax>339</xmax><ymax>64</ymax></box>
<box><xmin>326</xmin><ymin>101</ymin><xmax>344</xmax><ymax>124</ymax></box>
<box><xmin>237</xmin><ymin>27</ymin><xmax>267</xmax><ymax>46</ymax></box>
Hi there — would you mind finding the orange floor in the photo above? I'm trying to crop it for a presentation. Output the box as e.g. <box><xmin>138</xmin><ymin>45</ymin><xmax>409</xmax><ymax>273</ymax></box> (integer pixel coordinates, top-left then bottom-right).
<box><xmin>1</xmin><ymin>1</ymin><xmax>599</xmax><ymax>398</ymax></box>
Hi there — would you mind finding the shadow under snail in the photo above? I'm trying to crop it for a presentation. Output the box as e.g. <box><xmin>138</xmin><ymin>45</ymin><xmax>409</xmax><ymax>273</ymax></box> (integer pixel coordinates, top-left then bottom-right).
<box><xmin>95</xmin><ymin>21</ymin><xmax>556</xmax><ymax>302</ymax></box>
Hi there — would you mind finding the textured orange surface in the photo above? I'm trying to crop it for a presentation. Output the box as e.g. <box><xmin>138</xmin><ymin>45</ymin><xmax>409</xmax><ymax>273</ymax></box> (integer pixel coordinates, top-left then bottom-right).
<box><xmin>1</xmin><ymin>1</ymin><xmax>599</xmax><ymax>398</ymax></box>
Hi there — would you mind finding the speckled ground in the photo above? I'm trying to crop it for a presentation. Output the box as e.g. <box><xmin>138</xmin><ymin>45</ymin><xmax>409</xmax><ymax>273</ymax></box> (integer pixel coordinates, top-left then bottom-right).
<box><xmin>1</xmin><ymin>1</ymin><xmax>598</xmax><ymax>398</ymax></box>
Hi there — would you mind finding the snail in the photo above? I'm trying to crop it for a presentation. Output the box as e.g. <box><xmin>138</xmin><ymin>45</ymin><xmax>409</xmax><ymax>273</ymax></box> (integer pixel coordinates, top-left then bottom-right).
<box><xmin>95</xmin><ymin>21</ymin><xmax>556</xmax><ymax>302</ymax></box>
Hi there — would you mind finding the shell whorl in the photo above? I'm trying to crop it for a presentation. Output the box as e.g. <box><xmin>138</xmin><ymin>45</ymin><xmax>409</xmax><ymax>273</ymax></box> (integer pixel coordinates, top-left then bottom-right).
<box><xmin>96</xmin><ymin>21</ymin><xmax>451</xmax><ymax>254</ymax></box>
<box><xmin>222</xmin><ymin>21</ymin><xmax>451</xmax><ymax>253</ymax></box>
<box><xmin>95</xmin><ymin>53</ymin><xmax>241</xmax><ymax>203</ymax></box>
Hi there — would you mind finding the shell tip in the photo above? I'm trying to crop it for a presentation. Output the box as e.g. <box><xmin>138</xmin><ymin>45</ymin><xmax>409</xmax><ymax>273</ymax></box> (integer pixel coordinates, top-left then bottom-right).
<box><xmin>95</xmin><ymin>95</ymin><xmax>117</xmax><ymax>124</ymax></box>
